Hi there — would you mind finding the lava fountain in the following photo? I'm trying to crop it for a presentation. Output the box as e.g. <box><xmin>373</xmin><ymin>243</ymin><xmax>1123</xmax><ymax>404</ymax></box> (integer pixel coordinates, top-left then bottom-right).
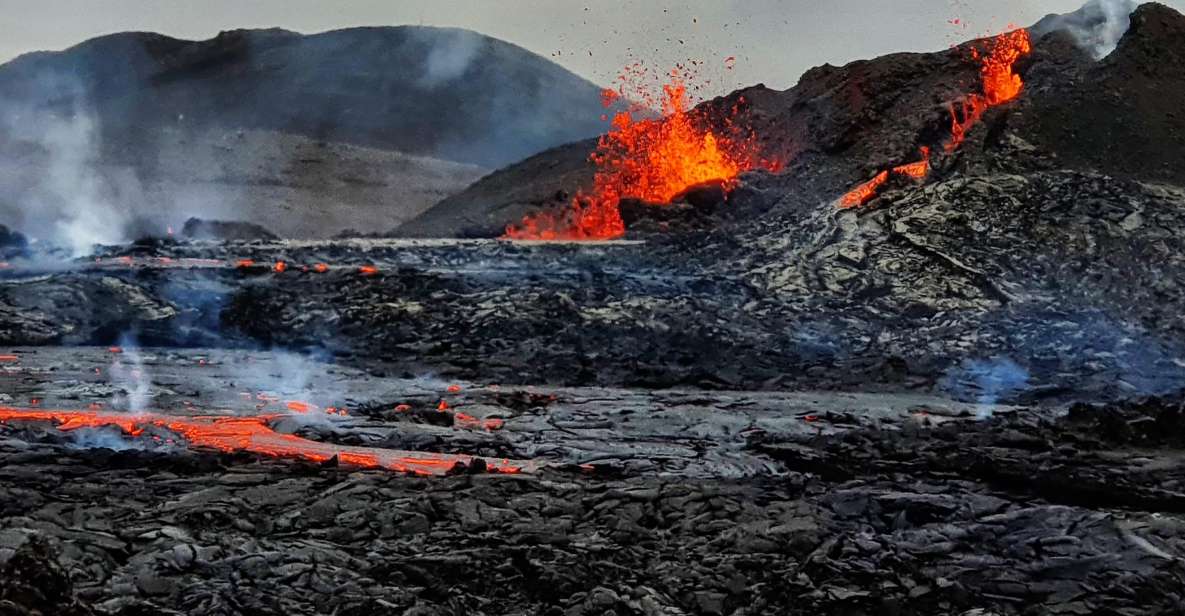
<box><xmin>505</xmin><ymin>64</ymin><xmax>779</xmax><ymax>240</ymax></box>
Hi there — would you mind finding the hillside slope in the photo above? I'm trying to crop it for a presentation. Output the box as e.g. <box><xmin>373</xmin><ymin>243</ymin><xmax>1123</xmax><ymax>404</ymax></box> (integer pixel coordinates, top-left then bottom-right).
<box><xmin>0</xmin><ymin>26</ymin><xmax>619</xmax><ymax>245</ymax></box>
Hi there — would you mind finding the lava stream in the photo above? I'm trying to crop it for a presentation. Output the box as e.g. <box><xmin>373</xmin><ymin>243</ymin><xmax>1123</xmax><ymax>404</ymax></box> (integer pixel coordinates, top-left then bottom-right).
<box><xmin>0</xmin><ymin>406</ymin><xmax>532</xmax><ymax>476</ymax></box>
<box><xmin>839</xmin><ymin>28</ymin><xmax>1031</xmax><ymax>208</ymax></box>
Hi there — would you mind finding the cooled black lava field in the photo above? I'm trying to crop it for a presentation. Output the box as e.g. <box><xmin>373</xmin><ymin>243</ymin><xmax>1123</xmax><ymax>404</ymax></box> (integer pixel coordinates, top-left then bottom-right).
<box><xmin>3</xmin><ymin>3</ymin><xmax>1185</xmax><ymax>616</ymax></box>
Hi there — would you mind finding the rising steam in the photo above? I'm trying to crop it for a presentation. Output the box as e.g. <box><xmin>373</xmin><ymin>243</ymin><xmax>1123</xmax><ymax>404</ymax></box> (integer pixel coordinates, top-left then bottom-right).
<box><xmin>109</xmin><ymin>342</ymin><xmax>153</xmax><ymax>413</ymax></box>
<box><xmin>1034</xmin><ymin>0</ymin><xmax>1139</xmax><ymax>59</ymax></box>
<box><xmin>417</xmin><ymin>28</ymin><xmax>482</xmax><ymax>87</ymax></box>
<box><xmin>0</xmin><ymin>89</ymin><xmax>142</xmax><ymax>256</ymax></box>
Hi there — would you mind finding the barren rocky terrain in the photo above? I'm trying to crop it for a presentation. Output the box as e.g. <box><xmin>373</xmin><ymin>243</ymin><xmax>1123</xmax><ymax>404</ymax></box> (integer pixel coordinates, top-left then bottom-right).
<box><xmin>2</xmin><ymin>3</ymin><xmax>1185</xmax><ymax>616</ymax></box>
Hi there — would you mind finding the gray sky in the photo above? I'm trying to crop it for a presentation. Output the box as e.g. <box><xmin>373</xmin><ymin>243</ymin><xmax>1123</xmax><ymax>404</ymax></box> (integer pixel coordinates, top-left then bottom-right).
<box><xmin>0</xmin><ymin>1</ymin><xmax>1179</xmax><ymax>97</ymax></box>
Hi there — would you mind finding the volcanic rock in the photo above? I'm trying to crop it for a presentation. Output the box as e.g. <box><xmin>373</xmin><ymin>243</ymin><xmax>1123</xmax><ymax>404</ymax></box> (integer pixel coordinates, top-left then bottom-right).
<box><xmin>0</xmin><ymin>224</ymin><xmax>27</xmax><ymax>258</ymax></box>
<box><xmin>180</xmin><ymin>217</ymin><xmax>278</xmax><ymax>241</ymax></box>
<box><xmin>0</xmin><ymin>536</ymin><xmax>94</xmax><ymax>616</ymax></box>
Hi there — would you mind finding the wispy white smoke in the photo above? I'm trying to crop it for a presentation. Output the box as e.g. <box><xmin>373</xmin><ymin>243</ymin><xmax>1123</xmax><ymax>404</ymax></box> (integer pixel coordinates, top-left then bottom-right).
<box><xmin>38</xmin><ymin>112</ymin><xmax>131</xmax><ymax>255</ymax></box>
<box><xmin>0</xmin><ymin>103</ymin><xmax>138</xmax><ymax>255</ymax></box>
<box><xmin>109</xmin><ymin>340</ymin><xmax>152</xmax><ymax>413</ymax></box>
<box><xmin>1035</xmin><ymin>0</ymin><xmax>1139</xmax><ymax>60</ymax></box>
<box><xmin>941</xmin><ymin>357</ymin><xmax>1030</xmax><ymax>419</ymax></box>
<box><xmin>417</xmin><ymin>28</ymin><xmax>482</xmax><ymax>87</ymax></box>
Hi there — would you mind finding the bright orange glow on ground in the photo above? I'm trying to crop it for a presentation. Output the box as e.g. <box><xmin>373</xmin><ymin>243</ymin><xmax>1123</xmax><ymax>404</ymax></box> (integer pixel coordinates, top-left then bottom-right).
<box><xmin>0</xmin><ymin>406</ymin><xmax>532</xmax><ymax>476</ymax></box>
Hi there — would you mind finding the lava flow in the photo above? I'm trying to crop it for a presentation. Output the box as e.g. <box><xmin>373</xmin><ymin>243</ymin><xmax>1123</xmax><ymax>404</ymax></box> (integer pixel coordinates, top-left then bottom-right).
<box><xmin>0</xmin><ymin>406</ymin><xmax>532</xmax><ymax>476</ymax></box>
<box><xmin>505</xmin><ymin>64</ymin><xmax>777</xmax><ymax>240</ymax></box>
<box><xmin>839</xmin><ymin>27</ymin><xmax>1032</xmax><ymax>208</ymax></box>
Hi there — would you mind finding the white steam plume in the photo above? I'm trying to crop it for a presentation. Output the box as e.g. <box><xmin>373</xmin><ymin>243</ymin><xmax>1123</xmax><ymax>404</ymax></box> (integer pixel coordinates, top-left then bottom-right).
<box><xmin>417</xmin><ymin>28</ymin><xmax>481</xmax><ymax>87</ymax></box>
<box><xmin>1035</xmin><ymin>0</ymin><xmax>1139</xmax><ymax>60</ymax></box>
<box><xmin>109</xmin><ymin>341</ymin><xmax>153</xmax><ymax>413</ymax></box>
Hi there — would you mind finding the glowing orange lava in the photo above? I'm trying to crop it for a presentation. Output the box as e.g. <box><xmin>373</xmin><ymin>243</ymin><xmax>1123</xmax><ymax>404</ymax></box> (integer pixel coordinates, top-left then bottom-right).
<box><xmin>839</xmin><ymin>28</ymin><xmax>1031</xmax><ymax>209</ymax></box>
<box><xmin>505</xmin><ymin>65</ymin><xmax>776</xmax><ymax>240</ymax></box>
<box><xmin>0</xmin><ymin>406</ymin><xmax>531</xmax><ymax>476</ymax></box>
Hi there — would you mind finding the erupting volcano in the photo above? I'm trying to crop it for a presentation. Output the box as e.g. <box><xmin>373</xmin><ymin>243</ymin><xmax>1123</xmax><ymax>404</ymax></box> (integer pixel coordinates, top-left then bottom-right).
<box><xmin>839</xmin><ymin>27</ymin><xmax>1032</xmax><ymax>208</ymax></box>
<box><xmin>7</xmin><ymin>2</ymin><xmax>1185</xmax><ymax>614</ymax></box>
<box><xmin>504</xmin><ymin>65</ymin><xmax>778</xmax><ymax>240</ymax></box>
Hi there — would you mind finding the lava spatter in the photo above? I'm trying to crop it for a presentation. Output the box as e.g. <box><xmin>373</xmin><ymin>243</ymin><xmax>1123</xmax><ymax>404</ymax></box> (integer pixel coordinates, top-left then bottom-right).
<box><xmin>505</xmin><ymin>64</ymin><xmax>778</xmax><ymax>240</ymax></box>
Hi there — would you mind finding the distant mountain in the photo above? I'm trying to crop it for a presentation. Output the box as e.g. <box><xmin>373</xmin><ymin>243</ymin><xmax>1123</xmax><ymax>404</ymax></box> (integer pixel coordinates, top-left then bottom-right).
<box><xmin>0</xmin><ymin>26</ymin><xmax>617</xmax><ymax>168</ymax></box>
<box><xmin>0</xmin><ymin>26</ymin><xmax>620</xmax><ymax>245</ymax></box>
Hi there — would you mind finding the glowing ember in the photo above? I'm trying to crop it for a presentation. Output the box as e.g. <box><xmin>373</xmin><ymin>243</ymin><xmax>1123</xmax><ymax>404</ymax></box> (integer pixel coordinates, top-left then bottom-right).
<box><xmin>0</xmin><ymin>355</ymin><xmax>19</xmax><ymax>363</ymax></box>
<box><xmin>285</xmin><ymin>401</ymin><xmax>311</xmax><ymax>413</ymax></box>
<box><xmin>0</xmin><ymin>406</ymin><xmax>532</xmax><ymax>475</ymax></box>
<box><xmin>839</xmin><ymin>28</ymin><xmax>1031</xmax><ymax>209</ymax></box>
<box><xmin>358</xmin><ymin>265</ymin><xmax>379</xmax><ymax>276</ymax></box>
<box><xmin>839</xmin><ymin>171</ymin><xmax>890</xmax><ymax>209</ymax></box>
<box><xmin>454</xmin><ymin>412</ymin><xmax>505</xmax><ymax>432</ymax></box>
<box><xmin>273</xmin><ymin>261</ymin><xmax>287</xmax><ymax>273</ymax></box>
<box><xmin>505</xmin><ymin>65</ymin><xmax>776</xmax><ymax>240</ymax></box>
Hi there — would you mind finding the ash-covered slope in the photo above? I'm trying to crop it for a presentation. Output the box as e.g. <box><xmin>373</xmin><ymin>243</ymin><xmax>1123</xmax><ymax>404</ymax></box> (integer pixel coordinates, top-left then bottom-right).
<box><xmin>0</xmin><ymin>126</ymin><xmax>488</xmax><ymax>241</ymax></box>
<box><xmin>1017</xmin><ymin>2</ymin><xmax>1185</xmax><ymax>184</ymax></box>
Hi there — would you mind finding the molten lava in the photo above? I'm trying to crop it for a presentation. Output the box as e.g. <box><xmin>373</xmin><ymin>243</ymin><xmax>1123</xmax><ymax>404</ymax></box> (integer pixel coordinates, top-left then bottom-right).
<box><xmin>839</xmin><ymin>28</ymin><xmax>1031</xmax><ymax>208</ymax></box>
<box><xmin>505</xmin><ymin>66</ymin><xmax>776</xmax><ymax>240</ymax></box>
<box><xmin>0</xmin><ymin>406</ymin><xmax>531</xmax><ymax>476</ymax></box>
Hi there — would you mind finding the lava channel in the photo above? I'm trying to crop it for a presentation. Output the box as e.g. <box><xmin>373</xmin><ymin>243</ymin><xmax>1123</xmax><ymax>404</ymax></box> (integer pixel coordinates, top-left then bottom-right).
<box><xmin>839</xmin><ymin>27</ymin><xmax>1032</xmax><ymax>208</ymax></box>
<box><xmin>0</xmin><ymin>406</ymin><xmax>534</xmax><ymax>476</ymax></box>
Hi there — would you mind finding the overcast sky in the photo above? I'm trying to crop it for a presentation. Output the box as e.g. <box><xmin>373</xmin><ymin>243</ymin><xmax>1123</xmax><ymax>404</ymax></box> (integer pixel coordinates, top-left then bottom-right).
<box><xmin>0</xmin><ymin>1</ymin><xmax>1179</xmax><ymax>96</ymax></box>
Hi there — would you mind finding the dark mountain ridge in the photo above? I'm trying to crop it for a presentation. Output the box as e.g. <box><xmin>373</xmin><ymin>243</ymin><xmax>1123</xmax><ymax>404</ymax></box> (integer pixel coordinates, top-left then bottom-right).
<box><xmin>0</xmin><ymin>25</ymin><xmax>618</xmax><ymax>168</ymax></box>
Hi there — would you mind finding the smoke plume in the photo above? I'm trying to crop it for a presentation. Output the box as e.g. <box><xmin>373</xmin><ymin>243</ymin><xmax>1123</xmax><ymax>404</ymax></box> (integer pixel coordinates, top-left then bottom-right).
<box><xmin>1034</xmin><ymin>0</ymin><xmax>1139</xmax><ymax>59</ymax></box>
<box><xmin>941</xmin><ymin>357</ymin><xmax>1030</xmax><ymax>418</ymax></box>
<box><xmin>417</xmin><ymin>28</ymin><xmax>482</xmax><ymax>87</ymax></box>
<box><xmin>0</xmin><ymin>72</ymin><xmax>145</xmax><ymax>256</ymax></box>
<box><xmin>109</xmin><ymin>339</ymin><xmax>153</xmax><ymax>413</ymax></box>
